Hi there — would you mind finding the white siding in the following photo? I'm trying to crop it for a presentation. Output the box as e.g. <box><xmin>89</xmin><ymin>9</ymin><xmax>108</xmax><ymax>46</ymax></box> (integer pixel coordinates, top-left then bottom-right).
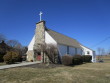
<box><xmin>28</xmin><ymin>35</ymin><xmax>35</xmax><ymax>51</ymax></box>
<box><xmin>28</xmin><ymin>31</ymin><xmax>57</xmax><ymax>51</ymax></box>
<box><xmin>45</xmin><ymin>31</ymin><xmax>57</xmax><ymax>45</ymax></box>
<box><xmin>81</xmin><ymin>45</ymin><xmax>96</xmax><ymax>62</ymax></box>
<box><xmin>81</xmin><ymin>45</ymin><xmax>93</xmax><ymax>55</ymax></box>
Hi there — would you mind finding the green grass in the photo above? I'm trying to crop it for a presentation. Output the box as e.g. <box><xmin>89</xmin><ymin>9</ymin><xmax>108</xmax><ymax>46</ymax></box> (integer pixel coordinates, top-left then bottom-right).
<box><xmin>0</xmin><ymin>62</ymin><xmax>110</xmax><ymax>83</ymax></box>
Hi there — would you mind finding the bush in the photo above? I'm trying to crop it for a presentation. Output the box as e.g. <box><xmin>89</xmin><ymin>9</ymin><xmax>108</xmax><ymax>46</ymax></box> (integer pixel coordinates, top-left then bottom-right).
<box><xmin>22</xmin><ymin>55</ymin><xmax>26</xmax><ymax>61</ymax></box>
<box><xmin>82</xmin><ymin>55</ymin><xmax>92</xmax><ymax>62</ymax></box>
<box><xmin>3</xmin><ymin>51</ymin><xmax>22</xmax><ymax>64</ymax></box>
<box><xmin>0</xmin><ymin>54</ymin><xmax>5</xmax><ymax>62</ymax></box>
<box><xmin>62</xmin><ymin>55</ymin><xmax>73</xmax><ymax>66</ymax></box>
<box><xmin>0</xmin><ymin>49</ymin><xmax>6</xmax><ymax>62</ymax></box>
<box><xmin>3</xmin><ymin>53</ymin><xmax>14</xmax><ymax>64</ymax></box>
<box><xmin>73</xmin><ymin>55</ymin><xmax>83</xmax><ymax>65</ymax></box>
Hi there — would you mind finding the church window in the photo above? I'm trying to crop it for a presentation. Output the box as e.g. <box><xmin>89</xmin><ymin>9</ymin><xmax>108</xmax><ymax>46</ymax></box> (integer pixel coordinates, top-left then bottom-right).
<box><xmin>67</xmin><ymin>46</ymin><xmax>69</xmax><ymax>54</ymax></box>
<box><xmin>75</xmin><ymin>48</ymin><xmax>77</xmax><ymax>54</ymax></box>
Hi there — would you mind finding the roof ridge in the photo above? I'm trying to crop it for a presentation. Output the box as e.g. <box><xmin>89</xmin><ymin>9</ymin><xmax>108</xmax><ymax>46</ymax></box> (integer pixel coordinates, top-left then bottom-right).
<box><xmin>81</xmin><ymin>44</ymin><xmax>94</xmax><ymax>51</ymax></box>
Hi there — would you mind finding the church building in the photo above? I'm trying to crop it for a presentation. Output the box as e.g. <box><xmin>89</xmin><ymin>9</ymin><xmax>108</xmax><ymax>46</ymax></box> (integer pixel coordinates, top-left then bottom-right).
<box><xmin>27</xmin><ymin>20</ymin><xmax>96</xmax><ymax>63</ymax></box>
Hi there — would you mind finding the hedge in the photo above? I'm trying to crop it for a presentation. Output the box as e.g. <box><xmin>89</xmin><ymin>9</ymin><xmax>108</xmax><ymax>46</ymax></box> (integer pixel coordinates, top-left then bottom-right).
<box><xmin>73</xmin><ymin>55</ymin><xmax>83</xmax><ymax>65</ymax></box>
<box><xmin>62</xmin><ymin>55</ymin><xmax>92</xmax><ymax>66</ymax></box>
<box><xmin>82</xmin><ymin>55</ymin><xmax>92</xmax><ymax>62</ymax></box>
<box><xmin>62</xmin><ymin>55</ymin><xmax>73</xmax><ymax>66</ymax></box>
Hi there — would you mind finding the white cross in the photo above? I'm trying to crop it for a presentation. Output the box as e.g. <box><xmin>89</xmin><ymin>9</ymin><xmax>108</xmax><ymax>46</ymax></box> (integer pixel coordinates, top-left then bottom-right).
<box><xmin>39</xmin><ymin>11</ymin><xmax>43</xmax><ymax>21</ymax></box>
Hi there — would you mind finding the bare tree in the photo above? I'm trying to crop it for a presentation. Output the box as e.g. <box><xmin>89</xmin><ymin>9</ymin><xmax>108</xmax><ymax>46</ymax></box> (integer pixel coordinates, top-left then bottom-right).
<box><xmin>0</xmin><ymin>33</ymin><xmax>6</xmax><ymax>43</ymax></box>
<box><xmin>6</xmin><ymin>40</ymin><xmax>20</xmax><ymax>48</ymax></box>
<box><xmin>97</xmin><ymin>47</ymin><xmax>105</xmax><ymax>62</ymax></box>
<box><xmin>22</xmin><ymin>46</ymin><xmax>28</xmax><ymax>55</ymax></box>
<box><xmin>101</xmin><ymin>48</ymin><xmax>105</xmax><ymax>56</ymax></box>
<box><xmin>97</xmin><ymin>47</ymin><xmax>105</xmax><ymax>56</ymax></box>
<box><xmin>35</xmin><ymin>44</ymin><xmax>58</xmax><ymax>64</ymax></box>
<box><xmin>6</xmin><ymin>40</ymin><xmax>24</xmax><ymax>56</ymax></box>
<box><xmin>97</xmin><ymin>48</ymin><xmax>101</xmax><ymax>56</ymax></box>
<box><xmin>107</xmin><ymin>48</ymin><xmax>110</xmax><ymax>56</ymax></box>
<box><xmin>45</xmin><ymin>44</ymin><xmax>58</xmax><ymax>64</ymax></box>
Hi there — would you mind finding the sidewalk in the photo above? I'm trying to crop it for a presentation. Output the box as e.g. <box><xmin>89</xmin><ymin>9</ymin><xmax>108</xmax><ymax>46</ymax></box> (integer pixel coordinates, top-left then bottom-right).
<box><xmin>0</xmin><ymin>61</ymin><xmax>41</xmax><ymax>70</ymax></box>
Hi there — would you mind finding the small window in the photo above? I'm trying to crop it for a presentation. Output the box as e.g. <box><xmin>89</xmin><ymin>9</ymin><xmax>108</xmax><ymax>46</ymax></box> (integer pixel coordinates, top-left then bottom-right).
<box><xmin>87</xmin><ymin>51</ymin><xmax>90</xmax><ymax>54</ymax></box>
<box><xmin>75</xmin><ymin>48</ymin><xmax>77</xmax><ymax>55</ymax></box>
<box><xmin>67</xmin><ymin>46</ymin><xmax>69</xmax><ymax>54</ymax></box>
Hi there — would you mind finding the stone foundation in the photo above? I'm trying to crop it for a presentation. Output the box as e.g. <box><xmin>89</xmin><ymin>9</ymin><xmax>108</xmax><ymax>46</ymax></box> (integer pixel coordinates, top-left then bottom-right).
<box><xmin>26</xmin><ymin>50</ymin><xmax>34</xmax><ymax>61</ymax></box>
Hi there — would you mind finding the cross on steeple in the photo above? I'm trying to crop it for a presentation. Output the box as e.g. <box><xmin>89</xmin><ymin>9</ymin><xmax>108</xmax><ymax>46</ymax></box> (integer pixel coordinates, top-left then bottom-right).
<box><xmin>39</xmin><ymin>11</ymin><xmax>43</xmax><ymax>21</ymax></box>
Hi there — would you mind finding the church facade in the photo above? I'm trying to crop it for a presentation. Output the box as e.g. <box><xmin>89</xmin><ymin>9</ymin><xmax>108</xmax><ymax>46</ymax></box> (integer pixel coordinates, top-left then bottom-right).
<box><xmin>27</xmin><ymin>21</ymin><xmax>96</xmax><ymax>63</ymax></box>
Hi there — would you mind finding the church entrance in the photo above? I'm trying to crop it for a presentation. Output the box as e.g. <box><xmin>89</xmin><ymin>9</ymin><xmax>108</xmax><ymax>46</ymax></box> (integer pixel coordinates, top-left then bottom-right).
<box><xmin>36</xmin><ymin>52</ymin><xmax>42</xmax><ymax>61</ymax></box>
<box><xmin>37</xmin><ymin>55</ymin><xmax>41</xmax><ymax>61</ymax></box>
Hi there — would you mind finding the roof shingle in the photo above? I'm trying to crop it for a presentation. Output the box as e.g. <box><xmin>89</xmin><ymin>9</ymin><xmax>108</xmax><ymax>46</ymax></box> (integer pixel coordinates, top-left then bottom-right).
<box><xmin>46</xmin><ymin>28</ymin><xmax>81</xmax><ymax>48</ymax></box>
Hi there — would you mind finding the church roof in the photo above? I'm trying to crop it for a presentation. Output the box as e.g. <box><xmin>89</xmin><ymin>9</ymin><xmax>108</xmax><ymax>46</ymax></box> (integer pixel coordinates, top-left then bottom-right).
<box><xmin>46</xmin><ymin>28</ymin><xmax>81</xmax><ymax>48</ymax></box>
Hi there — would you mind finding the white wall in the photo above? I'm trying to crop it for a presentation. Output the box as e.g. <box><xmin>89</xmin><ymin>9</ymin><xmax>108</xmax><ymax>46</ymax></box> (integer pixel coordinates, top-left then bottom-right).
<box><xmin>28</xmin><ymin>31</ymin><xmax>57</xmax><ymax>51</ymax></box>
<box><xmin>28</xmin><ymin>35</ymin><xmax>35</xmax><ymax>51</ymax></box>
<box><xmin>45</xmin><ymin>31</ymin><xmax>57</xmax><ymax>45</ymax></box>
<box><xmin>81</xmin><ymin>45</ymin><xmax>96</xmax><ymax>62</ymax></box>
<box><xmin>81</xmin><ymin>45</ymin><xmax>93</xmax><ymax>55</ymax></box>
<box><xmin>27</xmin><ymin>31</ymin><xmax>57</xmax><ymax>50</ymax></box>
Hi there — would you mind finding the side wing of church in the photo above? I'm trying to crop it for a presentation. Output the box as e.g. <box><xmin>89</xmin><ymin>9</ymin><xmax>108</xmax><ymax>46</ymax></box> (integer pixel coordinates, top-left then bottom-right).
<box><xmin>27</xmin><ymin>21</ymin><xmax>96</xmax><ymax>63</ymax></box>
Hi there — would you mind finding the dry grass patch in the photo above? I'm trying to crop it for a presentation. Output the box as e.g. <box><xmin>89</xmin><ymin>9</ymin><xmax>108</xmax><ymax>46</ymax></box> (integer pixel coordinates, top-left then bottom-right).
<box><xmin>0</xmin><ymin>63</ymin><xmax>110</xmax><ymax>83</ymax></box>
<box><xmin>96</xmin><ymin>56</ymin><xmax>110</xmax><ymax>63</ymax></box>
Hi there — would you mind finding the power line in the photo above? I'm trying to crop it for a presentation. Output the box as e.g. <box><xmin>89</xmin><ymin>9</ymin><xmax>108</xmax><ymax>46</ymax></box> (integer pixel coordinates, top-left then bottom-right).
<box><xmin>91</xmin><ymin>37</ymin><xmax>110</xmax><ymax>48</ymax></box>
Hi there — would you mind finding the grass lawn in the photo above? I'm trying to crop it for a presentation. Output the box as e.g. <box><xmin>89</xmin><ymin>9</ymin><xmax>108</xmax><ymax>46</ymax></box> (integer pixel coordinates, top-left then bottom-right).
<box><xmin>96</xmin><ymin>55</ymin><xmax>110</xmax><ymax>63</ymax></box>
<box><xmin>0</xmin><ymin>62</ymin><xmax>110</xmax><ymax>83</ymax></box>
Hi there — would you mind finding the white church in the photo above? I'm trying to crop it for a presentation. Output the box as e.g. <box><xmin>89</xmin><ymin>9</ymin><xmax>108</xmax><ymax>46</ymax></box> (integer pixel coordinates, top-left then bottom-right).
<box><xmin>27</xmin><ymin>13</ymin><xmax>96</xmax><ymax>63</ymax></box>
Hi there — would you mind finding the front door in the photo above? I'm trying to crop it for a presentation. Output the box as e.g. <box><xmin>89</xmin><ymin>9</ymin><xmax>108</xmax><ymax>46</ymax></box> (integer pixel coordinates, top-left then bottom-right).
<box><xmin>37</xmin><ymin>55</ymin><xmax>42</xmax><ymax>61</ymax></box>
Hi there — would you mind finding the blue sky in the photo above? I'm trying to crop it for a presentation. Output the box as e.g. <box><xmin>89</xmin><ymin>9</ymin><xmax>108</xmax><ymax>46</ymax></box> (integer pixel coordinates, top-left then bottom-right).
<box><xmin>0</xmin><ymin>0</ymin><xmax>110</xmax><ymax>52</ymax></box>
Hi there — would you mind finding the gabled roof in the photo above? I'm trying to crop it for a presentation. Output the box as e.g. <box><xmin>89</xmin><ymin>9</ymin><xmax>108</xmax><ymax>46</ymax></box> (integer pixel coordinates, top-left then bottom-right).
<box><xmin>46</xmin><ymin>28</ymin><xmax>81</xmax><ymax>48</ymax></box>
<box><xmin>80</xmin><ymin>45</ymin><xmax>95</xmax><ymax>51</ymax></box>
